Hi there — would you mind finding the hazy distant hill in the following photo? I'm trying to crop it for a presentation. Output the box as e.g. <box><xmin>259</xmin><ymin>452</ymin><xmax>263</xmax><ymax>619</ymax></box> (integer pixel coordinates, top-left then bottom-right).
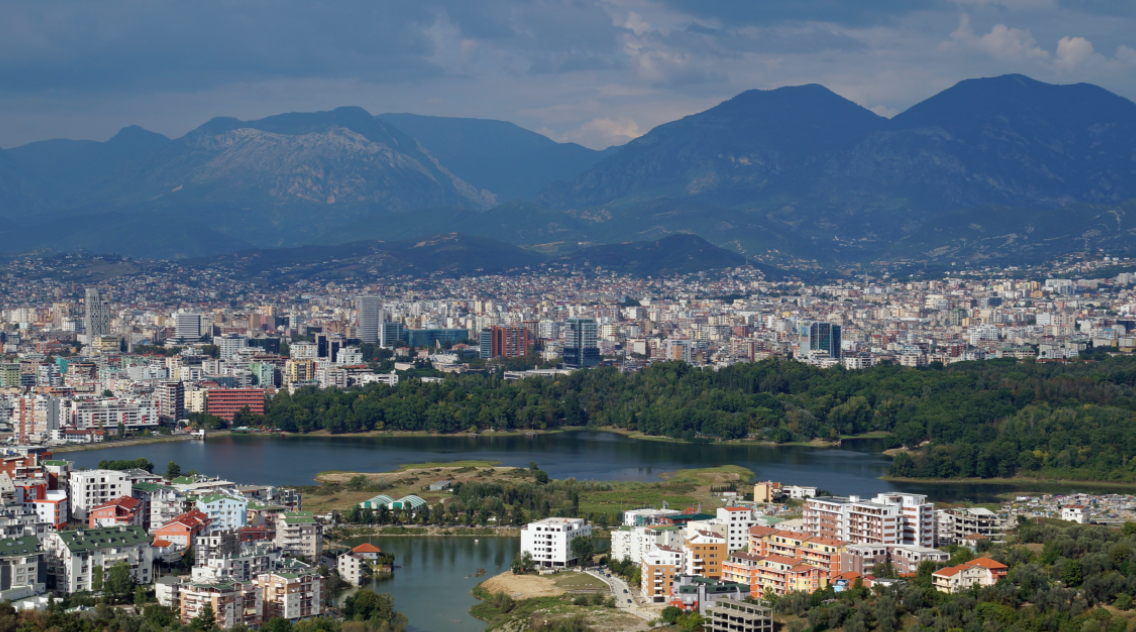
<box><xmin>5</xmin><ymin>74</ymin><xmax>1136</xmax><ymax>268</ymax></box>
<box><xmin>377</xmin><ymin>113</ymin><xmax>616</xmax><ymax>202</ymax></box>
<box><xmin>553</xmin><ymin>234</ymin><xmax>749</xmax><ymax>276</ymax></box>
<box><xmin>7</xmin><ymin>126</ymin><xmax>171</xmax><ymax>207</ymax></box>
<box><xmin>185</xmin><ymin>232</ymin><xmax>545</xmax><ymax>283</ymax></box>
<box><xmin>544</xmin><ymin>74</ymin><xmax>1136</xmax><ymax>254</ymax></box>
<box><xmin>0</xmin><ymin>212</ymin><xmax>249</xmax><ymax>260</ymax></box>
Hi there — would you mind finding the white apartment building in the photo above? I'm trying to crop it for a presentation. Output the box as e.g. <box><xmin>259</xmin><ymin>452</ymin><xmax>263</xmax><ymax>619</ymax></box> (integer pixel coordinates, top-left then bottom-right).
<box><xmin>803</xmin><ymin>493</ymin><xmax>933</xmax><ymax>547</ymax></box>
<box><xmin>69</xmin><ymin>469</ymin><xmax>130</xmax><ymax>520</ymax></box>
<box><xmin>520</xmin><ymin>517</ymin><xmax>593</xmax><ymax>568</ymax></box>
<box><xmin>610</xmin><ymin>524</ymin><xmax>684</xmax><ymax>565</ymax></box>
<box><xmin>68</xmin><ymin>398</ymin><xmax>159</xmax><ymax>430</ymax></box>
<box><xmin>716</xmin><ymin>506</ymin><xmax>759</xmax><ymax>552</ymax></box>
<box><xmin>43</xmin><ymin>525</ymin><xmax>154</xmax><ymax>593</ymax></box>
<box><xmin>1061</xmin><ymin>505</ymin><xmax>1089</xmax><ymax>524</ymax></box>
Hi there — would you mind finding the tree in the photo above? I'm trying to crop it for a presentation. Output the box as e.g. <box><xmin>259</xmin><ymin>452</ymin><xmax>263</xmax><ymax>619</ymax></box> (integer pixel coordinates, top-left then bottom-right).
<box><xmin>192</xmin><ymin>601</ymin><xmax>216</xmax><ymax>631</ymax></box>
<box><xmin>134</xmin><ymin>585</ymin><xmax>147</xmax><ymax>608</ymax></box>
<box><xmin>511</xmin><ymin>551</ymin><xmax>537</xmax><ymax>575</ymax></box>
<box><xmin>165</xmin><ymin>461</ymin><xmax>182</xmax><ymax>480</ymax></box>
<box><xmin>102</xmin><ymin>389</ymin><xmax>114</xmax><ymax>397</ymax></box>
<box><xmin>91</xmin><ymin>564</ymin><xmax>104</xmax><ymax>593</ymax></box>
<box><xmin>661</xmin><ymin>606</ymin><xmax>683</xmax><ymax>623</ymax></box>
<box><xmin>570</xmin><ymin>536</ymin><xmax>595</xmax><ymax>567</ymax></box>
<box><xmin>343</xmin><ymin>589</ymin><xmax>406</xmax><ymax>628</ymax></box>
<box><xmin>117</xmin><ymin>421</ymin><xmax>125</xmax><ymax>438</ymax></box>
<box><xmin>107</xmin><ymin>560</ymin><xmax>134</xmax><ymax>602</ymax></box>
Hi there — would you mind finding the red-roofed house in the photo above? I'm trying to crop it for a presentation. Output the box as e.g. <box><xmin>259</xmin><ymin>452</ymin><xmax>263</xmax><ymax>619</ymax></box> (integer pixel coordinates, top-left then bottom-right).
<box><xmin>932</xmin><ymin>557</ymin><xmax>1007</xmax><ymax>593</ymax></box>
<box><xmin>89</xmin><ymin>496</ymin><xmax>144</xmax><ymax>528</ymax></box>
<box><xmin>154</xmin><ymin>510</ymin><xmax>212</xmax><ymax>547</ymax></box>
<box><xmin>352</xmin><ymin>543</ymin><xmax>382</xmax><ymax>559</ymax></box>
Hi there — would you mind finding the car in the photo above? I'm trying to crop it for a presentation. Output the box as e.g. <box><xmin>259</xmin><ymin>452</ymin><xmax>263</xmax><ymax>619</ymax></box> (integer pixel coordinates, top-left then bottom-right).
<box><xmin>627</xmin><ymin>599</ymin><xmax>632</xmax><ymax>604</ymax></box>
<box><xmin>623</xmin><ymin>589</ymin><xmax>628</xmax><ymax>593</ymax></box>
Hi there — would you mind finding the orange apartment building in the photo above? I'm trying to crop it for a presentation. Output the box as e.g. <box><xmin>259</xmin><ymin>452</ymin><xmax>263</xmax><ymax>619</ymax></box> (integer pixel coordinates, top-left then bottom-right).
<box><xmin>721</xmin><ymin>551</ymin><xmax>829</xmax><ymax>597</ymax></box>
<box><xmin>154</xmin><ymin>510</ymin><xmax>212</xmax><ymax>548</ymax></box>
<box><xmin>748</xmin><ymin>527</ymin><xmax>847</xmax><ymax>576</ymax></box>
<box><xmin>685</xmin><ymin>531</ymin><xmax>726</xmax><ymax>579</ymax></box>
<box><xmin>641</xmin><ymin>545</ymin><xmax>684</xmax><ymax>603</ymax></box>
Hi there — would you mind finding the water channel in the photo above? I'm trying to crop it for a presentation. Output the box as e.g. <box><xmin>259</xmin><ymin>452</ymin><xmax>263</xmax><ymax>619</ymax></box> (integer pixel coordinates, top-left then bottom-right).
<box><xmin>68</xmin><ymin>431</ymin><xmax>1133</xmax><ymax>632</ymax></box>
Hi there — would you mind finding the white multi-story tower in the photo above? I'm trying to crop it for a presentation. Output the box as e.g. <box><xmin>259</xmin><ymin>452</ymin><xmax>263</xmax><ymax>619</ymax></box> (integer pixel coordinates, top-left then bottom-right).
<box><xmin>357</xmin><ymin>297</ymin><xmax>383</xmax><ymax>344</ymax></box>
<box><xmin>84</xmin><ymin>288</ymin><xmax>111</xmax><ymax>340</ymax></box>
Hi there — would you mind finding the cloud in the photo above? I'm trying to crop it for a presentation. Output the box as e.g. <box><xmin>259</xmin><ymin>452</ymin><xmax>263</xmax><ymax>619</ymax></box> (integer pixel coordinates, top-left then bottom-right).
<box><xmin>1055</xmin><ymin>36</ymin><xmax>1095</xmax><ymax>69</ymax></box>
<box><xmin>941</xmin><ymin>14</ymin><xmax>1049</xmax><ymax>60</ymax></box>
<box><xmin>550</xmin><ymin>117</ymin><xmax>644</xmax><ymax>148</ymax></box>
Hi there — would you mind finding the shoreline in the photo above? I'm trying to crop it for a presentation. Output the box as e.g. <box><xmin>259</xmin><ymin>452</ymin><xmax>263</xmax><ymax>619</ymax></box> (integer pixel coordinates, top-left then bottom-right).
<box><xmin>270</xmin><ymin>425</ymin><xmax>894</xmax><ymax>448</ymax></box>
<box><xmin>52</xmin><ymin>430</ymin><xmax>232</xmax><ymax>453</ymax></box>
<box><xmin>881</xmin><ymin>475</ymin><xmax>1136</xmax><ymax>489</ymax></box>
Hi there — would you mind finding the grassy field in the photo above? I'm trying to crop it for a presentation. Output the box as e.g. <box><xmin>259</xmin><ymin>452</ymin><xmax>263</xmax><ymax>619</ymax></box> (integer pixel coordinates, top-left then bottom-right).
<box><xmin>578</xmin><ymin>465</ymin><xmax>753</xmax><ymax>516</ymax></box>
<box><xmin>304</xmin><ymin>462</ymin><xmax>754</xmax><ymax>518</ymax></box>
<box><xmin>552</xmin><ymin>572</ymin><xmax>610</xmax><ymax>592</ymax></box>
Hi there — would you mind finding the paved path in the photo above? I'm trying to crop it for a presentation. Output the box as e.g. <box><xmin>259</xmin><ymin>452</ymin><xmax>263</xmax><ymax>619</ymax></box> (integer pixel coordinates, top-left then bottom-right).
<box><xmin>585</xmin><ymin>569</ymin><xmax>662</xmax><ymax>622</ymax></box>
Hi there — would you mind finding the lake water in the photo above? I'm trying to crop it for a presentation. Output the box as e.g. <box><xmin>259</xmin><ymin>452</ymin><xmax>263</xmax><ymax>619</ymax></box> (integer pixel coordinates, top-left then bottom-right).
<box><xmin>68</xmin><ymin>431</ymin><xmax>1132</xmax><ymax>632</ymax></box>
<box><xmin>67</xmin><ymin>430</ymin><xmax>1129</xmax><ymax>503</ymax></box>
<box><xmin>337</xmin><ymin>535</ymin><xmax>519</xmax><ymax>632</ymax></box>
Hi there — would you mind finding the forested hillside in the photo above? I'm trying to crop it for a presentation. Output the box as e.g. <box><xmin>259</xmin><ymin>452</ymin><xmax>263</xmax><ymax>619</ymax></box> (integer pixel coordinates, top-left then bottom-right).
<box><xmin>261</xmin><ymin>356</ymin><xmax>1136</xmax><ymax>483</ymax></box>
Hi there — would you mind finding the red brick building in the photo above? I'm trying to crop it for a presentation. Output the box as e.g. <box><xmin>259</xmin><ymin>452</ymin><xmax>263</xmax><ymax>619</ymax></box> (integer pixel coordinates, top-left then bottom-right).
<box><xmin>206</xmin><ymin>388</ymin><xmax>266</xmax><ymax>421</ymax></box>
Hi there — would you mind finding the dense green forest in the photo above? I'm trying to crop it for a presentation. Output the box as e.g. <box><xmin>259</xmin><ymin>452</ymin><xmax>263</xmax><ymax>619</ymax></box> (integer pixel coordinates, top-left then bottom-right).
<box><xmin>259</xmin><ymin>356</ymin><xmax>1136</xmax><ymax>482</ymax></box>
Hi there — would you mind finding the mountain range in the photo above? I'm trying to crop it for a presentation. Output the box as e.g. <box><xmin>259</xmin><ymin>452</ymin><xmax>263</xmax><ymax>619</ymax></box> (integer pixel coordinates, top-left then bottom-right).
<box><xmin>2</xmin><ymin>74</ymin><xmax>1136</xmax><ymax>269</ymax></box>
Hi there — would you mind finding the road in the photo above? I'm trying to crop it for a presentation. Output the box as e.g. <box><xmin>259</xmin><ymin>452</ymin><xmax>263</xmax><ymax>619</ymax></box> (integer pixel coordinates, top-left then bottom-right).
<box><xmin>585</xmin><ymin>569</ymin><xmax>662</xmax><ymax>621</ymax></box>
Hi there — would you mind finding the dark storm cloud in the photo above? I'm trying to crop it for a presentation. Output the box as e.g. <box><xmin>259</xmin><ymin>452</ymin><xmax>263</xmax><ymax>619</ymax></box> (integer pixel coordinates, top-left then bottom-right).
<box><xmin>0</xmin><ymin>0</ymin><xmax>623</xmax><ymax>94</ymax></box>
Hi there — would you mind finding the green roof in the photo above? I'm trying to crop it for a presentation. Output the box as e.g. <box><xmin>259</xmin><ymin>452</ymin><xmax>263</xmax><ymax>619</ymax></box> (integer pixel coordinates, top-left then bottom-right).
<box><xmin>197</xmin><ymin>494</ymin><xmax>244</xmax><ymax>505</ymax></box>
<box><xmin>0</xmin><ymin>535</ymin><xmax>40</xmax><ymax>558</ymax></box>
<box><xmin>171</xmin><ymin>476</ymin><xmax>197</xmax><ymax>485</ymax></box>
<box><xmin>133</xmin><ymin>482</ymin><xmax>165</xmax><ymax>492</ymax></box>
<box><xmin>281</xmin><ymin>511</ymin><xmax>316</xmax><ymax>524</ymax></box>
<box><xmin>58</xmin><ymin>526</ymin><xmax>149</xmax><ymax>553</ymax></box>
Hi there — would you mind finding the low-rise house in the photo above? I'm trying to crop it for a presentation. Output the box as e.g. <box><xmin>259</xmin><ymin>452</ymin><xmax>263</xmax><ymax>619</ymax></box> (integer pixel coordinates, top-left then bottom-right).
<box><xmin>42</xmin><ymin>525</ymin><xmax>154</xmax><ymax>593</ymax></box>
<box><xmin>1061</xmin><ymin>505</ymin><xmax>1089</xmax><ymax>524</ymax></box>
<box><xmin>275</xmin><ymin>512</ymin><xmax>322</xmax><ymax>558</ymax></box>
<box><xmin>337</xmin><ymin>544</ymin><xmax>383</xmax><ymax>587</ymax></box>
<box><xmin>932</xmin><ymin>557</ymin><xmax>1008</xmax><ymax>593</ymax></box>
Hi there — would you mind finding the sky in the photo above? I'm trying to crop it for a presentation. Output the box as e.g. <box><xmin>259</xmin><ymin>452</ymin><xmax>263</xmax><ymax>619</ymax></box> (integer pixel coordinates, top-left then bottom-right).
<box><xmin>2</xmin><ymin>0</ymin><xmax>1135</xmax><ymax>150</ymax></box>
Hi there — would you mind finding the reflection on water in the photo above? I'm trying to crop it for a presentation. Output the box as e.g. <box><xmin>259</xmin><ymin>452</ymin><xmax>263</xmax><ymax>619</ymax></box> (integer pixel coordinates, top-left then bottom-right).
<box><xmin>68</xmin><ymin>431</ymin><xmax>1134</xmax><ymax>503</ymax></box>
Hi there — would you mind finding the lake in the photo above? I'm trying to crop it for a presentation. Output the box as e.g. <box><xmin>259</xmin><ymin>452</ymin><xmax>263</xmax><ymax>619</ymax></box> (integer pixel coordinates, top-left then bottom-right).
<box><xmin>68</xmin><ymin>430</ymin><xmax>1127</xmax><ymax>503</ymax></box>
<box><xmin>337</xmin><ymin>535</ymin><xmax>519</xmax><ymax>632</ymax></box>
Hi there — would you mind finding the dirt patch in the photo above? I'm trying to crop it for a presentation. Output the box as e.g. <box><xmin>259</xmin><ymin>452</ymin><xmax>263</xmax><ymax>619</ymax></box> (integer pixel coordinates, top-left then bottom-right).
<box><xmin>482</xmin><ymin>572</ymin><xmax>565</xmax><ymax>599</ymax></box>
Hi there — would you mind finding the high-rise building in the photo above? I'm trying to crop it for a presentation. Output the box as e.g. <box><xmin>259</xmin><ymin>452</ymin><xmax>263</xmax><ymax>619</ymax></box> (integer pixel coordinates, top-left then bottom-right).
<box><xmin>159</xmin><ymin>381</ymin><xmax>185</xmax><ymax>422</ymax></box>
<box><xmin>174</xmin><ymin>313</ymin><xmax>202</xmax><ymax>343</ymax></box>
<box><xmin>563</xmin><ymin>318</ymin><xmax>600</xmax><ymax>369</ymax></box>
<box><xmin>357</xmin><ymin>297</ymin><xmax>383</xmax><ymax>345</ymax></box>
<box><xmin>480</xmin><ymin>326</ymin><xmax>530</xmax><ymax>359</ymax></box>
<box><xmin>218</xmin><ymin>334</ymin><xmax>248</xmax><ymax>359</ymax></box>
<box><xmin>380</xmin><ymin>322</ymin><xmax>403</xmax><ymax>349</ymax></box>
<box><xmin>83</xmin><ymin>288</ymin><xmax>111</xmax><ymax>341</ymax></box>
<box><xmin>807</xmin><ymin>322</ymin><xmax>842</xmax><ymax>359</ymax></box>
